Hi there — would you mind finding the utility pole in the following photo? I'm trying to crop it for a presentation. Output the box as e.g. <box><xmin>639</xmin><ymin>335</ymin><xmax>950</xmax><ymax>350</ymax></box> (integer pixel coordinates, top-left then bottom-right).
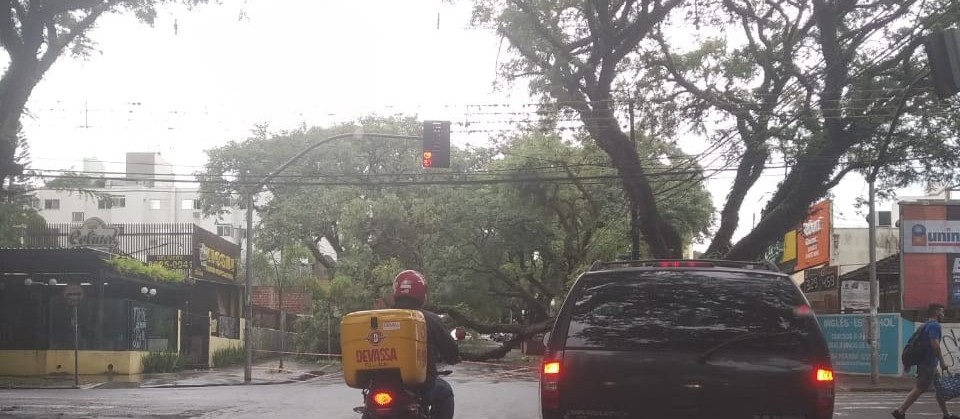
<box><xmin>865</xmin><ymin>79</ymin><xmax>914</xmax><ymax>384</ymax></box>
<box><xmin>244</xmin><ymin>191</ymin><xmax>253</xmax><ymax>383</ymax></box>
<box><xmin>271</xmin><ymin>231</ymin><xmax>286</xmax><ymax>371</ymax></box>
<box><xmin>629</xmin><ymin>101</ymin><xmax>640</xmax><ymax>260</ymax></box>
<box><xmin>868</xmin><ymin>176</ymin><xmax>880</xmax><ymax>384</ymax></box>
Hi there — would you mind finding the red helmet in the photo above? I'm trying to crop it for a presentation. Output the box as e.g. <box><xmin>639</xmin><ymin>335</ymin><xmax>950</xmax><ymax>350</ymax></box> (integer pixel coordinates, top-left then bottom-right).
<box><xmin>393</xmin><ymin>270</ymin><xmax>427</xmax><ymax>306</ymax></box>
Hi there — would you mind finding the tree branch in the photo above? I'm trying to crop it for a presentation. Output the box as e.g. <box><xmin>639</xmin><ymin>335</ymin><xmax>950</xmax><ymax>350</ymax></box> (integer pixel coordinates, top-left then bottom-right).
<box><xmin>0</xmin><ymin>1</ymin><xmax>23</xmax><ymax>53</ymax></box>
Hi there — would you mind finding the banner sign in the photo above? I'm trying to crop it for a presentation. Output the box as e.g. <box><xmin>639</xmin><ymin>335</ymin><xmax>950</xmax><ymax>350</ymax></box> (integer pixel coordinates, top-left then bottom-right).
<box><xmin>796</xmin><ymin>200</ymin><xmax>831</xmax><ymax>270</ymax></box>
<box><xmin>841</xmin><ymin>280</ymin><xmax>870</xmax><ymax>313</ymax></box>
<box><xmin>192</xmin><ymin>226</ymin><xmax>240</xmax><ymax>282</ymax></box>
<box><xmin>903</xmin><ymin>220</ymin><xmax>960</xmax><ymax>253</ymax></box>
<box><xmin>818</xmin><ymin>314</ymin><xmax>905</xmax><ymax>375</ymax></box>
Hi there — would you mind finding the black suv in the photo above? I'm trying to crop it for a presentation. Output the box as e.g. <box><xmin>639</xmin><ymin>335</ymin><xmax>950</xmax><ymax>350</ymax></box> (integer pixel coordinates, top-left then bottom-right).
<box><xmin>540</xmin><ymin>260</ymin><xmax>834</xmax><ymax>419</ymax></box>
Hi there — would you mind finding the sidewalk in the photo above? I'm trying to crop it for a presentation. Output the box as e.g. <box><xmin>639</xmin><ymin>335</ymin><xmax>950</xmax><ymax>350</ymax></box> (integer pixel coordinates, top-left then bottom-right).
<box><xmin>0</xmin><ymin>358</ymin><xmax>339</xmax><ymax>390</ymax></box>
<box><xmin>836</xmin><ymin>373</ymin><xmax>916</xmax><ymax>392</ymax></box>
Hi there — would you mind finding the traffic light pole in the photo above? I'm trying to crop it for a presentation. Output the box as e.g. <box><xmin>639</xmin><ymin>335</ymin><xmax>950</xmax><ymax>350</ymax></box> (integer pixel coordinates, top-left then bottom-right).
<box><xmin>242</xmin><ymin>132</ymin><xmax>421</xmax><ymax>383</ymax></box>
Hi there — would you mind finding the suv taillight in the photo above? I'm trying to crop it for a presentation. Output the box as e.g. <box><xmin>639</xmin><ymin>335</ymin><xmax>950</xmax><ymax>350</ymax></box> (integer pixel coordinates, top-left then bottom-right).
<box><xmin>541</xmin><ymin>351</ymin><xmax>564</xmax><ymax>410</ymax></box>
<box><xmin>813</xmin><ymin>362</ymin><xmax>835</xmax><ymax>419</ymax></box>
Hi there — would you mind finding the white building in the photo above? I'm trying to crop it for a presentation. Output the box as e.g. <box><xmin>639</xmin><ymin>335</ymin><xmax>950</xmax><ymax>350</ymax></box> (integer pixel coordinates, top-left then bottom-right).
<box><xmin>32</xmin><ymin>152</ymin><xmax>249</xmax><ymax>244</ymax></box>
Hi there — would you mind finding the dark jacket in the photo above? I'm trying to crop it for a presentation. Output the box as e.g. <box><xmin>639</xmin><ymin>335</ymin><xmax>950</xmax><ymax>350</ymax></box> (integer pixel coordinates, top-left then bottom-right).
<box><xmin>420</xmin><ymin>309</ymin><xmax>461</xmax><ymax>375</ymax></box>
<box><xmin>393</xmin><ymin>298</ymin><xmax>460</xmax><ymax>376</ymax></box>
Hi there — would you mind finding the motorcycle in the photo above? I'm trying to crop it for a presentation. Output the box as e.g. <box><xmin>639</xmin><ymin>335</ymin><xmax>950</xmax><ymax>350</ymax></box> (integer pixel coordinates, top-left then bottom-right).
<box><xmin>341</xmin><ymin>308</ymin><xmax>466</xmax><ymax>419</ymax></box>
<box><xmin>352</xmin><ymin>370</ymin><xmax>453</xmax><ymax>419</ymax></box>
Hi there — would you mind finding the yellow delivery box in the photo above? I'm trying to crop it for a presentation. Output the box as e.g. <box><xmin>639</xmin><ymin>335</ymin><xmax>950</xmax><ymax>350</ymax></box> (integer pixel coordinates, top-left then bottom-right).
<box><xmin>340</xmin><ymin>309</ymin><xmax>428</xmax><ymax>388</ymax></box>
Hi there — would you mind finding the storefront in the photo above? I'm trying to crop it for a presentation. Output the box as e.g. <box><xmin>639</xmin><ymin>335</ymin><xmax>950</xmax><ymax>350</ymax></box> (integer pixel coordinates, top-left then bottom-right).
<box><xmin>0</xmin><ymin>223</ymin><xmax>243</xmax><ymax>375</ymax></box>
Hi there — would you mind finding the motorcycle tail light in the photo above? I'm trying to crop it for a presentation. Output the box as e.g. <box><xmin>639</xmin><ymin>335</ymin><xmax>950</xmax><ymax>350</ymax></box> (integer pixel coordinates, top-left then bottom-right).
<box><xmin>372</xmin><ymin>391</ymin><xmax>393</xmax><ymax>407</ymax></box>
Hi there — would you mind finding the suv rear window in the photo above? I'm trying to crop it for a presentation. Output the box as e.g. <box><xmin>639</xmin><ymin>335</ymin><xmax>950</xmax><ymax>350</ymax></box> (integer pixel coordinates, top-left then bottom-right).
<box><xmin>564</xmin><ymin>270</ymin><xmax>815</xmax><ymax>351</ymax></box>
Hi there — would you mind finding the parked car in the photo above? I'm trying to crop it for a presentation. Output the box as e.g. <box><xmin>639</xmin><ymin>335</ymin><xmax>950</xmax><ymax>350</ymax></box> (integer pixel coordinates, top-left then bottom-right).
<box><xmin>540</xmin><ymin>259</ymin><xmax>834</xmax><ymax>419</ymax></box>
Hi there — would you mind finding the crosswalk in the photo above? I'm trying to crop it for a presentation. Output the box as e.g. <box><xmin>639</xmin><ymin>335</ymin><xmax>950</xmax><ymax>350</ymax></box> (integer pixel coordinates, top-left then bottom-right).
<box><xmin>835</xmin><ymin>392</ymin><xmax>960</xmax><ymax>418</ymax></box>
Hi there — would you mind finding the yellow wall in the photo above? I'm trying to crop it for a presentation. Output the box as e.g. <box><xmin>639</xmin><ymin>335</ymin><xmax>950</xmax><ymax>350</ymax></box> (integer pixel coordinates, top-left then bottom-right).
<box><xmin>207</xmin><ymin>318</ymin><xmax>244</xmax><ymax>366</ymax></box>
<box><xmin>0</xmin><ymin>350</ymin><xmax>146</xmax><ymax>376</ymax></box>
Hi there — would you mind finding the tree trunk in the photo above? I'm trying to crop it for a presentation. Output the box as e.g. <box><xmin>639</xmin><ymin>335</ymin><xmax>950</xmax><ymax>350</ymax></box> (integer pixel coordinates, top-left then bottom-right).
<box><xmin>0</xmin><ymin>55</ymin><xmax>42</xmax><ymax>187</ymax></box>
<box><xmin>584</xmin><ymin>111</ymin><xmax>684</xmax><ymax>259</ymax></box>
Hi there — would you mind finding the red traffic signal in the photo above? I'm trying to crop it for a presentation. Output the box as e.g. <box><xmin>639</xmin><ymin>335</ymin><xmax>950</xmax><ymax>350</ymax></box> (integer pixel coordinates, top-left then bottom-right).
<box><xmin>422</xmin><ymin>121</ymin><xmax>450</xmax><ymax>168</ymax></box>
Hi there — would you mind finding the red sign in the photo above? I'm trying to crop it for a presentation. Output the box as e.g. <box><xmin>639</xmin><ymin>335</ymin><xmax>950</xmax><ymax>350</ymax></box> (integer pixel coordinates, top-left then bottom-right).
<box><xmin>796</xmin><ymin>200</ymin><xmax>831</xmax><ymax>271</ymax></box>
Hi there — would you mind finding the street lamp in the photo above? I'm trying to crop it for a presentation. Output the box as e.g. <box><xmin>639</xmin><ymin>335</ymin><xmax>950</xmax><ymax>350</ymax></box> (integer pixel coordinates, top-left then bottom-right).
<box><xmin>141</xmin><ymin>287</ymin><xmax>157</xmax><ymax>298</ymax></box>
<box><xmin>241</xmin><ymin>132</ymin><xmax>421</xmax><ymax>383</ymax></box>
<box><xmin>47</xmin><ymin>278</ymin><xmax>58</xmax><ymax>286</ymax></box>
<box><xmin>23</xmin><ymin>277</ymin><xmax>33</xmax><ymax>286</ymax></box>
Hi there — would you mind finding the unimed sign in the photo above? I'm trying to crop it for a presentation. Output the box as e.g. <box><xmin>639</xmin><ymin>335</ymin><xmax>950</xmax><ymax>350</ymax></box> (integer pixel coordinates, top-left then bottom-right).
<box><xmin>901</xmin><ymin>203</ymin><xmax>960</xmax><ymax>309</ymax></box>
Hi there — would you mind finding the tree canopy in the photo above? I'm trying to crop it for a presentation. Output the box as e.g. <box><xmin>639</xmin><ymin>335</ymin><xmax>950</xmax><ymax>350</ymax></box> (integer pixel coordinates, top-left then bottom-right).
<box><xmin>198</xmin><ymin>115</ymin><xmax>713</xmax><ymax>357</ymax></box>
<box><xmin>472</xmin><ymin>0</ymin><xmax>960</xmax><ymax>260</ymax></box>
<box><xmin>0</xmin><ymin>0</ymin><xmax>210</xmax><ymax>188</ymax></box>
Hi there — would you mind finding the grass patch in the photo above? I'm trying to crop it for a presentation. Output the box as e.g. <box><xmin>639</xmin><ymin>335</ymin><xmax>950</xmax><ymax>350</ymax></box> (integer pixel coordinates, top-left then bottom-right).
<box><xmin>211</xmin><ymin>346</ymin><xmax>245</xmax><ymax>368</ymax></box>
<box><xmin>142</xmin><ymin>352</ymin><xmax>188</xmax><ymax>373</ymax></box>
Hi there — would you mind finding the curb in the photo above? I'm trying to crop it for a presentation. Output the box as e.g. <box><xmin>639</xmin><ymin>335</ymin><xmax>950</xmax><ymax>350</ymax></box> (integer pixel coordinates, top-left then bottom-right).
<box><xmin>1</xmin><ymin>386</ymin><xmax>78</xmax><ymax>390</ymax></box>
<box><xmin>138</xmin><ymin>379</ymin><xmax>299</xmax><ymax>389</ymax></box>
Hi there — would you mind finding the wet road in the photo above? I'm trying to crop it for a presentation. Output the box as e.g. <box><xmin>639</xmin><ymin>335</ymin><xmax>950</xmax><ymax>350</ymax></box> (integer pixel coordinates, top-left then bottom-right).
<box><xmin>0</xmin><ymin>363</ymin><xmax>539</xmax><ymax>419</ymax></box>
<box><xmin>835</xmin><ymin>392</ymin><xmax>960</xmax><ymax>418</ymax></box>
<box><xmin>2</xmin><ymin>367</ymin><xmax>955</xmax><ymax>418</ymax></box>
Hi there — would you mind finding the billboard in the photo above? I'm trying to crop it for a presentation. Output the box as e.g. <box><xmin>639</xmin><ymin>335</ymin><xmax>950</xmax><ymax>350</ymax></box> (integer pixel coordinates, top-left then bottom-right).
<box><xmin>900</xmin><ymin>203</ymin><xmax>960</xmax><ymax>309</ymax></box>
<box><xmin>796</xmin><ymin>200</ymin><xmax>831</xmax><ymax>271</ymax></box>
<box><xmin>192</xmin><ymin>226</ymin><xmax>240</xmax><ymax>282</ymax></box>
<box><xmin>903</xmin><ymin>220</ymin><xmax>960</xmax><ymax>253</ymax></box>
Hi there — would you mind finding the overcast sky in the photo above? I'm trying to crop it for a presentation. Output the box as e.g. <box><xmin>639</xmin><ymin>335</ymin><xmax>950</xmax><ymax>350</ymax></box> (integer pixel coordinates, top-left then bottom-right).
<box><xmin>12</xmin><ymin>0</ymin><xmax>931</xmax><ymax>248</ymax></box>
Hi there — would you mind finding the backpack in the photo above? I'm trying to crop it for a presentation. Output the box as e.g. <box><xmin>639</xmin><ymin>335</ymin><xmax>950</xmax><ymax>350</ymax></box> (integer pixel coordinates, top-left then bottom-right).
<box><xmin>902</xmin><ymin>322</ymin><xmax>930</xmax><ymax>371</ymax></box>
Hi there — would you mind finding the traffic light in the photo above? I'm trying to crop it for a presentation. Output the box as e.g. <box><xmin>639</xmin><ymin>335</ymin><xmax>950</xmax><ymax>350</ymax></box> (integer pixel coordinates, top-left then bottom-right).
<box><xmin>924</xmin><ymin>28</ymin><xmax>960</xmax><ymax>99</ymax></box>
<box><xmin>422</xmin><ymin>121</ymin><xmax>450</xmax><ymax>168</ymax></box>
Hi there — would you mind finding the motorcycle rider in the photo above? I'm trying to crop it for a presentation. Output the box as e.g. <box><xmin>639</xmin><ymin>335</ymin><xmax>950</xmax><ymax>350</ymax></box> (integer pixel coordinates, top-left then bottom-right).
<box><xmin>391</xmin><ymin>269</ymin><xmax>460</xmax><ymax>419</ymax></box>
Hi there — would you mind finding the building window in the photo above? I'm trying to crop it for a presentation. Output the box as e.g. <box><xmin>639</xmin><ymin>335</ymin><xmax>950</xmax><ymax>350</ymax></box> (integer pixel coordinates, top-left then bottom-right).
<box><xmin>72</xmin><ymin>212</ymin><xmax>85</xmax><ymax>222</ymax></box>
<box><xmin>181</xmin><ymin>199</ymin><xmax>201</xmax><ymax>210</ymax></box>
<box><xmin>99</xmin><ymin>196</ymin><xmax>126</xmax><ymax>209</ymax></box>
<box><xmin>149</xmin><ymin>199</ymin><xmax>162</xmax><ymax>210</ymax></box>
<box><xmin>44</xmin><ymin>199</ymin><xmax>60</xmax><ymax>210</ymax></box>
<box><xmin>217</xmin><ymin>225</ymin><xmax>233</xmax><ymax>237</ymax></box>
<box><xmin>878</xmin><ymin>211</ymin><xmax>892</xmax><ymax>227</ymax></box>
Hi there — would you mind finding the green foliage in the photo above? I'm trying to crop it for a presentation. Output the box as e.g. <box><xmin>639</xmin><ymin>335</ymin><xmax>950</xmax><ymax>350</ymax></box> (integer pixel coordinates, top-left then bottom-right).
<box><xmin>202</xmin><ymin>116</ymin><xmax>713</xmax><ymax>341</ymax></box>
<box><xmin>211</xmin><ymin>346</ymin><xmax>245</xmax><ymax>368</ymax></box>
<box><xmin>0</xmin><ymin>202</ymin><xmax>44</xmax><ymax>248</ymax></box>
<box><xmin>106</xmin><ymin>256</ymin><xmax>185</xmax><ymax>283</ymax></box>
<box><xmin>141</xmin><ymin>352</ymin><xmax>188</xmax><ymax>373</ymax></box>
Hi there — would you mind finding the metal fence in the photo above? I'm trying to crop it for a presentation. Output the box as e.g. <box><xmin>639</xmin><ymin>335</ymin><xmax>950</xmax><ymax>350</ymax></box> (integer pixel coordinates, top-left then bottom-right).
<box><xmin>24</xmin><ymin>223</ymin><xmax>195</xmax><ymax>258</ymax></box>
<box><xmin>251</xmin><ymin>327</ymin><xmax>298</xmax><ymax>357</ymax></box>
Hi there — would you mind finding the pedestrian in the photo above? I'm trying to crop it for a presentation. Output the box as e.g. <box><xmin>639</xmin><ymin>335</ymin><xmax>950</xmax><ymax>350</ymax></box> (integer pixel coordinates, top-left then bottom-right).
<box><xmin>893</xmin><ymin>303</ymin><xmax>960</xmax><ymax>419</ymax></box>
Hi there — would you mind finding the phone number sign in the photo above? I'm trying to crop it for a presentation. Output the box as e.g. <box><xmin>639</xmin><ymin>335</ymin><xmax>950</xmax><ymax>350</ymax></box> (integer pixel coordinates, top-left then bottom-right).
<box><xmin>147</xmin><ymin>255</ymin><xmax>193</xmax><ymax>270</ymax></box>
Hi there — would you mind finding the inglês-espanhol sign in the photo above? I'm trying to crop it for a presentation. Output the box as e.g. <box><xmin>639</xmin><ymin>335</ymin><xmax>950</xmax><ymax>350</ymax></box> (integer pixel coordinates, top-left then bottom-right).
<box><xmin>68</xmin><ymin>218</ymin><xmax>119</xmax><ymax>249</ymax></box>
